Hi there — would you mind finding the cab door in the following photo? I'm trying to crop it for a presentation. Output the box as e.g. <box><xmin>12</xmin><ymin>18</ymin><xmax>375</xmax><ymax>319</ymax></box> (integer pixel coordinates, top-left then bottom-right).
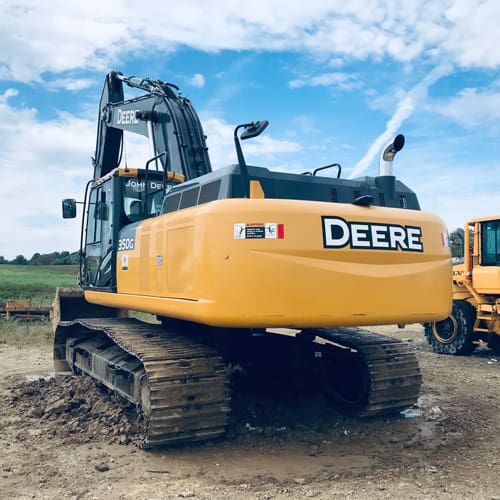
<box><xmin>82</xmin><ymin>178</ymin><xmax>115</xmax><ymax>288</ymax></box>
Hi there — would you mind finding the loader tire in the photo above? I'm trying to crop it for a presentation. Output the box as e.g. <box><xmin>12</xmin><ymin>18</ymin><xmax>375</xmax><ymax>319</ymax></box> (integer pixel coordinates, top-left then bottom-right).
<box><xmin>424</xmin><ymin>301</ymin><xmax>476</xmax><ymax>355</ymax></box>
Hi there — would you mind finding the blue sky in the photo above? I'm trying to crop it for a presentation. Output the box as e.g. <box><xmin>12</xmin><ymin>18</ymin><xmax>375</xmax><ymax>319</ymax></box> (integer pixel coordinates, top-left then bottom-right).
<box><xmin>1</xmin><ymin>0</ymin><xmax>499</xmax><ymax>260</ymax></box>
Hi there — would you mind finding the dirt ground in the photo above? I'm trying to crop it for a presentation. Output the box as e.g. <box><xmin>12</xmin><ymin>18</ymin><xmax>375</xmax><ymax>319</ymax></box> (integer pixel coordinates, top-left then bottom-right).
<box><xmin>1</xmin><ymin>324</ymin><xmax>499</xmax><ymax>500</ymax></box>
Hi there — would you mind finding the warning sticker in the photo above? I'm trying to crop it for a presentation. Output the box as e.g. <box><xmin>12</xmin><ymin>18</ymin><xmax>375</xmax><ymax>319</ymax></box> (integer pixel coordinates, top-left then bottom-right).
<box><xmin>234</xmin><ymin>223</ymin><xmax>284</xmax><ymax>239</ymax></box>
<box><xmin>121</xmin><ymin>254</ymin><xmax>129</xmax><ymax>271</ymax></box>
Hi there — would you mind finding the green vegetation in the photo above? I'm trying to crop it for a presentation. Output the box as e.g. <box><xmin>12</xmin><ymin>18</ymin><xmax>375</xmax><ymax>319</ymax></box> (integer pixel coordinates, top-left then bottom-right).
<box><xmin>0</xmin><ymin>264</ymin><xmax>78</xmax><ymax>348</ymax></box>
<box><xmin>0</xmin><ymin>250</ymin><xmax>79</xmax><ymax>266</ymax></box>
<box><xmin>0</xmin><ymin>319</ymin><xmax>53</xmax><ymax>348</ymax></box>
<box><xmin>0</xmin><ymin>264</ymin><xmax>79</xmax><ymax>304</ymax></box>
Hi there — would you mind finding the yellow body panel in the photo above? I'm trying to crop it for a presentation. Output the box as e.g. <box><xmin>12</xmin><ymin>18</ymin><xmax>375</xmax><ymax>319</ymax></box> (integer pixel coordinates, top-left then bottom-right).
<box><xmin>450</xmin><ymin>262</ymin><xmax>471</xmax><ymax>301</ymax></box>
<box><xmin>472</xmin><ymin>266</ymin><xmax>500</xmax><ymax>295</ymax></box>
<box><xmin>85</xmin><ymin>198</ymin><xmax>452</xmax><ymax>328</ymax></box>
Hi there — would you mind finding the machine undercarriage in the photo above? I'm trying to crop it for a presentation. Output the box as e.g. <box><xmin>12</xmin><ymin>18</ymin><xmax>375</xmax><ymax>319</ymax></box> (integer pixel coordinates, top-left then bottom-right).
<box><xmin>54</xmin><ymin>315</ymin><xmax>421</xmax><ymax>448</ymax></box>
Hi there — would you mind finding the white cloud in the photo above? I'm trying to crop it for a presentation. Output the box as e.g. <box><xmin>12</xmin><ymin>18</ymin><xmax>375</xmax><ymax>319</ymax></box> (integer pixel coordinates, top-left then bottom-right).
<box><xmin>189</xmin><ymin>73</ymin><xmax>205</xmax><ymax>88</ymax></box>
<box><xmin>202</xmin><ymin>117</ymin><xmax>238</xmax><ymax>167</ymax></box>
<box><xmin>292</xmin><ymin>115</ymin><xmax>318</xmax><ymax>135</ymax></box>
<box><xmin>349</xmin><ymin>64</ymin><xmax>452</xmax><ymax>178</ymax></box>
<box><xmin>244</xmin><ymin>135</ymin><xmax>302</xmax><ymax>156</ymax></box>
<box><xmin>328</xmin><ymin>57</ymin><xmax>345</xmax><ymax>68</ymax></box>
<box><xmin>0</xmin><ymin>1</ymin><xmax>131</xmax><ymax>81</ymax></box>
<box><xmin>349</xmin><ymin>95</ymin><xmax>415</xmax><ymax>178</ymax></box>
<box><xmin>203</xmin><ymin>117</ymin><xmax>302</xmax><ymax>168</ymax></box>
<box><xmin>0</xmin><ymin>88</ymin><xmax>19</xmax><ymax>101</ymax></box>
<box><xmin>2</xmin><ymin>1</ymin><xmax>500</xmax><ymax>82</ymax></box>
<box><xmin>289</xmin><ymin>72</ymin><xmax>360</xmax><ymax>91</ymax></box>
<box><xmin>0</xmin><ymin>90</ymin><xmax>95</xmax><ymax>259</ymax></box>
<box><xmin>433</xmin><ymin>88</ymin><xmax>500</xmax><ymax>128</ymax></box>
<box><xmin>442</xmin><ymin>0</ymin><xmax>500</xmax><ymax>69</ymax></box>
<box><xmin>45</xmin><ymin>78</ymin><xmax>97</xmax><ymax>92</ymax></box>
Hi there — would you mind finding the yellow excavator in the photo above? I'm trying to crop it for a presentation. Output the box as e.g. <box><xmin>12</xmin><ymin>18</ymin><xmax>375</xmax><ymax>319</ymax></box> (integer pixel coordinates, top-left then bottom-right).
<box><xmin>54</xmin><ymin>71</ymin><xmax>451</xmax><ymax>448</ymax></box>
<box><xmin>425</xmin><ymin>216</ymin><xmax>500</xmax><ymax>355</ymax></box>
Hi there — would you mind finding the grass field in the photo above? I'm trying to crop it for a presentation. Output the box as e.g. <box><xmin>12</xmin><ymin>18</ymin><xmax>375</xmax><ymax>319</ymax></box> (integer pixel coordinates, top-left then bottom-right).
<box><xmin>0</xmin><ymin>264</ymin><xmax>157</xmax><ymax>347</ymax></box>
<box><xmin>0</xmin><ymin>264</ymin><xmax>79</xmax><ymax>347</ymax></box>
<box><xmin>0</xmin><ymin>264</ymin><xmax>79</xmax><ymax>304</ymax></box>
<box><xmin>0</xmin><ymin>319</ymin><xmax>53</xmax><ymax>348</ymax></box>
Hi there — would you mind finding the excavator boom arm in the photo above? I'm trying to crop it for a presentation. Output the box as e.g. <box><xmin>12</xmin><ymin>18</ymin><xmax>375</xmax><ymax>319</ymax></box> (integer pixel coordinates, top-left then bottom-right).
<box><xmin>92</xmin><ymin>71</ymin><xmax>212</xmax><ymax>181</ymax></box>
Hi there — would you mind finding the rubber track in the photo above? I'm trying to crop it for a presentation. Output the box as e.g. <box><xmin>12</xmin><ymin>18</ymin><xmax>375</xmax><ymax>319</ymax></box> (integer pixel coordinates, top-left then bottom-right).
<box><xmin>67</xmin><ymin>318</ymin><xmax>231</xmax><ymax>448</ymax></box>
<box><xmin>315</xmin><ymin>327</ymin><xmax>422</xmax><ymax>416</ymax></box>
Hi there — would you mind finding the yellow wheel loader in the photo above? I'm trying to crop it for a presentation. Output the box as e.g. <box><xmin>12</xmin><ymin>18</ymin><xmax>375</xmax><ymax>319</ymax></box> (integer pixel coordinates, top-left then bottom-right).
<box><xmin>53</xmin><ymin>71</ymin><xmax>452</xmax><ymax>448</ymax></box>
<box><xmin>425</xmin><ymin>216</ymin><xmax>500</xmax><ymax>355</ymax></box>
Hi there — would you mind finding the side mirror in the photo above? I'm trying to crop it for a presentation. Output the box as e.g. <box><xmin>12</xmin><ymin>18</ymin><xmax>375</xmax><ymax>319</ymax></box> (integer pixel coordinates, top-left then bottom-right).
<box><xmin>233</xmin><ymin>119</ymin><xmax>269</xmax><ymax>198</ymax></box>
<box><xmin>240</xmin><ymin>120</ymin><xmax>269</xmax><ymax>140</ymax></box>
<box><xmin>62</xmin><ymin>199</ymin><xmax>77</xmax><ymax>219</ymax></box>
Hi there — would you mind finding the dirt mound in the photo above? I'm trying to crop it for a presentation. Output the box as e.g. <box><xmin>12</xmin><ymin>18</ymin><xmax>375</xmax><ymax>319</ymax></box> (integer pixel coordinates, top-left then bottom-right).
<box><xmin>4</xmin><ymin>374</ymin><xmax>143</xmax><ymax>446</ymax></box>
<box><xmin>3</xmin><ymin>371</ymin><xmax>343</xmax><ymax>449</ymax></box>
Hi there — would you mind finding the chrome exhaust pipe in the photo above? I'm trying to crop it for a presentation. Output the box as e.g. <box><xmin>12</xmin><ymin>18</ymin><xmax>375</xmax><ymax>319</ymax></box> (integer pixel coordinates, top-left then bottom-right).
<box><xmin>379</xmin><ymin>134</ymin><xmax>405</xmax><ymax>176</ymax></box>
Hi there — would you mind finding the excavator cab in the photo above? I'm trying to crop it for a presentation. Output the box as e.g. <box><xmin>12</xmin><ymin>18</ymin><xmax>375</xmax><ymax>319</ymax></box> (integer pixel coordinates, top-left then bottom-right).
<box><xmin>63</xmin><ymin>167</ymin><xmax>175</xmax><ymax>290</ymax></box>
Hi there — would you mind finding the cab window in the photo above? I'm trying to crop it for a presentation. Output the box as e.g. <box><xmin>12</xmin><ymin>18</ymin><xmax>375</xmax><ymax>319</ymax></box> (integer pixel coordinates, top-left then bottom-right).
<box><xmin>123</xmin><ymin>176</ymin><xmax>164</xmax><ymax>222</ymax></box>
<box><xmin>86</xmin><ymin>188</ymin><xmax>102</xmax><ymax>244</ymax></box>
<box><xmin>481</xmin><ymin>220</ymin><xmax>500</xmax><ymax>266</ymax></box>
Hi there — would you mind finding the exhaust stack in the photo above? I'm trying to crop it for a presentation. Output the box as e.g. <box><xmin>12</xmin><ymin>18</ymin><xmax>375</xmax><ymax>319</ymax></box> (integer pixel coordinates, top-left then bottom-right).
<box><xmin>379</xmin><ymin>134</ymin><xmax>405</xmax><ymax>176</ymax></box>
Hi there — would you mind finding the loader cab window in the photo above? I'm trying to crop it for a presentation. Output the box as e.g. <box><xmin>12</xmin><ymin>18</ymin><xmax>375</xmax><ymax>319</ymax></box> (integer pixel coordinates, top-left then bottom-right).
<box><xmin>481</xmin><ymin>220</ymin><xmax>500</xmax><ymax>266</ymax></box>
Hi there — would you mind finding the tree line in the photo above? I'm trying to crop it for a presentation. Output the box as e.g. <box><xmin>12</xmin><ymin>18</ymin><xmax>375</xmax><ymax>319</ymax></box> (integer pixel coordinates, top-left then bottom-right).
<box><xmin>0</xmin><ymin>251</ymin><xmax>79</xmax><ymax>266</ymax></box>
